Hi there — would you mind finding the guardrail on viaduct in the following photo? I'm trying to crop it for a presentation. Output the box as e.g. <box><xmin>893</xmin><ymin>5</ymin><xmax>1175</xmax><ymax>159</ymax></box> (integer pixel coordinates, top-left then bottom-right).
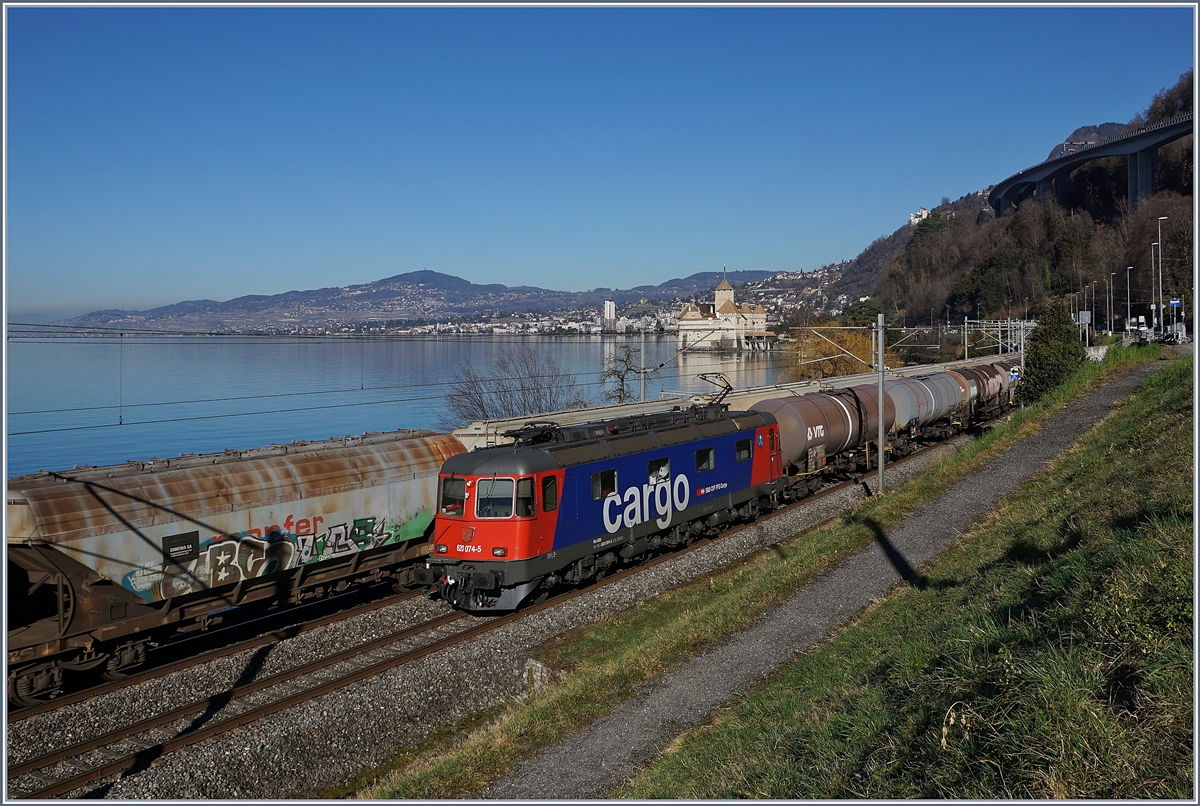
<box><xmin>988</xmin><ymin>112</ymin><xmax>1193</xmax><ymax>215</ymax></box>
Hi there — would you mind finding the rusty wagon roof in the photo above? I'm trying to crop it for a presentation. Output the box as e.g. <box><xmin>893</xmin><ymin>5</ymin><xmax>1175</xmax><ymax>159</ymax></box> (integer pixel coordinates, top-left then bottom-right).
<box><xmin>6</xmin><ymin>430</ymin><xmax>466</xmax><ymax>543</ymax></box>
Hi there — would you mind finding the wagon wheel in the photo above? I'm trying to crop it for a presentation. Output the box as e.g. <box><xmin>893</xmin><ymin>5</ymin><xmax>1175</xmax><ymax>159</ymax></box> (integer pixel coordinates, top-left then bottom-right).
<box><xmin>8</xmin><ymin>663</ymin><xmax>63</xmax><ymax>708</ymax></box>
<box><xmin>101</xmin><ymin>641</ymin><xmax>147</xmax><ymax>681</ymax></box>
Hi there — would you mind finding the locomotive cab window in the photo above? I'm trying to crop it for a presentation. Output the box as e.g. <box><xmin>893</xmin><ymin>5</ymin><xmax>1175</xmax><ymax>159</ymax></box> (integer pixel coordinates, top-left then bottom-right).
<box><xmin>440</xmin><ymin>477</ymin><xmax>466</xmax><ymax>517</ymax></box>
<box><xmin>542</xmin><ymin>476</ymin><xmax>558</xmax><ymax>512</ymax></box>
<box><xmin>735</xmin><ymin>439</ymin><xmax>752</xmax><ymax>462</ymax></box>
<box><xmin>476</xmin><ymin>477</ymin><xmax>515</xmax><ymax>518</ymax></box>
<box><xmin>648</xmin><ymin>457</ymin><xmax>670</xmax><ymax>484</ymax></box>
<box><xmin>516</xmin><ymin>477</ymin><xmax>535</xmax><ymax>517</ymax></box>
<box><xmin>696</xmin><ymin>447</ymin><xmax>715</xmax><ymax>473</ymax></box>
<box><xmin>592</xmin><ymin>469</ymin><xmax>617</xmax><ymax>500</ymax></box>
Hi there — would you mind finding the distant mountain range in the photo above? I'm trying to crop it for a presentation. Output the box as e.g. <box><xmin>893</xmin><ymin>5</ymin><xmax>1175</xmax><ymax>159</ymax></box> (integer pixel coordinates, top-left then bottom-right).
<box><xmin>56</xmin><ymin>269</ymin><xmax>775</xmax><ymax>331</ymax></box>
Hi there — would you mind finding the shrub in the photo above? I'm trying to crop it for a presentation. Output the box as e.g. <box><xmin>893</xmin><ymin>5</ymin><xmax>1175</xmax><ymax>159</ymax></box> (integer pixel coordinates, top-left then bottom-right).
<box><xmin>1016</xmin><ymin>298</ymin><xmax>1086</xmax><ymax>403</ymax></box>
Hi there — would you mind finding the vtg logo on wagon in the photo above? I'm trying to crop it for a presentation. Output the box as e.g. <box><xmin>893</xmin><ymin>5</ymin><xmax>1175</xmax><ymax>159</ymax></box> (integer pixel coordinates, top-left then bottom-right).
<box><xmin>602</xmin><ymin>474</ymin><xmax>691</xmax><ymax>533</ymax></box>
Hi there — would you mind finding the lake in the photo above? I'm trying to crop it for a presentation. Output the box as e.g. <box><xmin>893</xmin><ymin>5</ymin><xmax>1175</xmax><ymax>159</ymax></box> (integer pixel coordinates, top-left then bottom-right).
<box><xmin>5</xmin><ymin>334</ymin><xmax>786</xmax><ymax>479</ymax></box>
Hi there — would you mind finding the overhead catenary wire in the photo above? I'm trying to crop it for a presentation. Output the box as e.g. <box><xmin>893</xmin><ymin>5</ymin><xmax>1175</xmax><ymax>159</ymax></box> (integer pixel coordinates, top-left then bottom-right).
<box><xmin>6</xmin><ymin>366</ymin><xmax>728</xmax><ymax>437</ymax></box>
<box><xmin>8</xmin><ymin>333</ymin><xmax>740</xmax><ymax>409</ymax></box>
<box><xmin>8</xmin><ymin>323</ymin><xmax>767</xmax><ymax>437</ymax></box>
<box><xmin>7</xmin><ymin>361</ymin><xmax>717</xmax><ymax>418</ymax></box>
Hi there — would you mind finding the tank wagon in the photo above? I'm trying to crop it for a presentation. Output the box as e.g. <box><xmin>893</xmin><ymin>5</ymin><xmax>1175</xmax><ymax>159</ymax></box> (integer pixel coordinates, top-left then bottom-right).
<box><xmin>753</xmin><ymin>361</ymin><xmax>1018</xmax><ymax>491</ymax></box>
<box><xmin>6</xmin><ymin>430</ymin><xmax>465</xmax><ymax>706</ymax></box>
<box><xmin>419</xmin><ymin>360</ymin><xmax>1019</xmax><ymax>611</ymax></box>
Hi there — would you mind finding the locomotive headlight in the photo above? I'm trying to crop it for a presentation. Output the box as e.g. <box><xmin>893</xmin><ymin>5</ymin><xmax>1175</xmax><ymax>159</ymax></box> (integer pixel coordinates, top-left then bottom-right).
<box><xmin>435</xmin><ymin>544</ymin><xmax>448</xmax><ymax>554</ymax></box>
<box><xmin>492</xmin><ymin>547</ymin><xmax>508</xmax><ymax>557</ymax></box>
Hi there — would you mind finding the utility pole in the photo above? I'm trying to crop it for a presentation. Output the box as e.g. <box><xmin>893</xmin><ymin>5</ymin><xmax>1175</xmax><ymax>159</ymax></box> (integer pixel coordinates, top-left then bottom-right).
<box><xmin>1019</xmin><ymin>322</ymin><xmax>1025</xmax><ymax>374</ymax></box>
<box><xmin>639</xmin><ymin>318</ymin><xmax>646</xmax><ymax>402</ymax></box>
<box><xmin>1090</xmin><ymin>280</ymin><xmax>1097</xmax><ymax>346</ymax></box>
<box><xmin>877</xmin><ymin>313</ymin><xmax>885</xmax><ymax>496</ymax></box>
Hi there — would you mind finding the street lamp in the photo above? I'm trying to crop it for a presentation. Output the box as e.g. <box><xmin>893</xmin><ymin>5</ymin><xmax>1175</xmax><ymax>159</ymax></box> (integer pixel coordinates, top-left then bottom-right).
<box><xmin>1104</xmin><ymin>272</ymin><xmax>1113</xmax><ymax>331</ymax></box>
<box><xmin>1090</xmin><ymin>280</ymin><xmax>1097</xmax><ymax>346</ymax></box>
<box><xmin>1126</xmin><ymin>266</ymin><xmax>1133</xmax><ymax>334</ymax></box>
<box><xmin>1152</xmin><ymin>243</ymin><xmax>1160</xmax><ymax>336</ymax></box>
<box><xmin>1109</xmin><ymin>272</ymin><xmax>1115</xmax><ymax>335</ymax></box>
<box><xmin>1158</xmin><ymin>216</ymin><xmax>1168</xmax><ymax>337</ymax></box>
<box><xmin>1105</xmin><ymin>275</ymin><xmax>1110</xmax><ymax>335</ymax></box>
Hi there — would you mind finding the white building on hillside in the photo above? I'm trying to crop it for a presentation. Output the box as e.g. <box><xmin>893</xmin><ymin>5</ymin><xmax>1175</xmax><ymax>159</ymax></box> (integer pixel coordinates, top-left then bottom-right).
<box><xmin>677</xmin><ymin>279</ymin><xmax>772</xmax><ymax>352</ymax></box>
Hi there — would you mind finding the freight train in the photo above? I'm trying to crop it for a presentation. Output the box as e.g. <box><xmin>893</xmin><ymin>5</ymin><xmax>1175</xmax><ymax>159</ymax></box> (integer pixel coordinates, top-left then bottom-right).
<box><xmin>6</xmin><ymin>360</ymin><xmax>1017</xmax><ymax>705</ymax></box>
<box><xmin>417</xmin><ymin>361</ymin><xmax>1019</xmax><ymax>610</ymax></box>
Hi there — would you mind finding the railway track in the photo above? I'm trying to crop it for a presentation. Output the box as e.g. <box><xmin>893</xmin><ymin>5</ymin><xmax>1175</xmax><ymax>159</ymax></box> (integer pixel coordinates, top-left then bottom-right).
<box><xmin>7</xmin><ymin>548</ymin><xmax>685</xmax><ymax>799</ymax></box>
<box><xmin>6</xmin><ymin>429</ymin><xmax>982</xmax><ymax>799</ymax></box>
<box><xmin>6</xmin><ymin>608</ymin><xmax>474</xmax><ymax>798</ymax></box>
<box><xmin>7</xmin><ymin>586</ymin><xmax>425</xmax><ymax>722</ymax></box>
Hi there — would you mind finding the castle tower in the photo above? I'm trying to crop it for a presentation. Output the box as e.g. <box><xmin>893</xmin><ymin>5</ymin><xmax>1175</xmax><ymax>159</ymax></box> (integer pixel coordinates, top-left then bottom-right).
<box><xmin>714</xmin><ymin>278</ymin><xmax>734</xmax><ymax>311</ymax></box>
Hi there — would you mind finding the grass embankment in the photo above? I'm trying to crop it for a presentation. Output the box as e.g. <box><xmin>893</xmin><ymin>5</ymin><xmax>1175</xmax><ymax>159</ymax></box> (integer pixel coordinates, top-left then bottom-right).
<box><xmin>356</xmin><ymin>345</ymin><xmax>1178</xmax><ymax>799</ymax></box>
<box><xmin>621</xmin><ymin>354</ymin><xmax>1193</xmax><ymax>799</ymax></box>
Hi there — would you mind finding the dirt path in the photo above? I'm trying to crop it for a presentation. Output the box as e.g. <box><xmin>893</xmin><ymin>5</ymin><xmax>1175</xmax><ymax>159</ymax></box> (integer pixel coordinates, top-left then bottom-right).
<box><xmin>482</xmin><ymin>360</ymin><xmax>1166</xmax><ymax>799</ymax></box>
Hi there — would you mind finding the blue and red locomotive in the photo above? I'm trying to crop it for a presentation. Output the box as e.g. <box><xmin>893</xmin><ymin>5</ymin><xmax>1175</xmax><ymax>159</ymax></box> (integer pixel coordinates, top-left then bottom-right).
<box><xmin>413</xmin><ymin>405</ymin><xmax>785</xmax><ymax>610</ymax></box>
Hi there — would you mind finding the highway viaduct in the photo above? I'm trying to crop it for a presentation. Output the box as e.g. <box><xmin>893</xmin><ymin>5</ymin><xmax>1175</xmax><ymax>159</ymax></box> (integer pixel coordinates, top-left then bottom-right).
<box><xmin>988</xmin><ymin>112</ymin><xmax>1193</xmax><ymax>215</ymax></box>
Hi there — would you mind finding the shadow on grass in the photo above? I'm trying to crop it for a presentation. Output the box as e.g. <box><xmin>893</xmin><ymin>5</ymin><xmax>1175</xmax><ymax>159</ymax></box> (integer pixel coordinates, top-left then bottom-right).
<box><xmin>852</xmin><ymin>515</ymin><xmax>929</xmax><ymax>591</ymax></box>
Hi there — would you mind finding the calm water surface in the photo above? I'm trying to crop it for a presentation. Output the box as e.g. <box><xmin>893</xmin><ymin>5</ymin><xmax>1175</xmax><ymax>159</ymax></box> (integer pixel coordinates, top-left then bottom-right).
<box><xmin>6</xmin><ymin>335</ymin><xmax>785</xmax><ymax>479</ymax></box>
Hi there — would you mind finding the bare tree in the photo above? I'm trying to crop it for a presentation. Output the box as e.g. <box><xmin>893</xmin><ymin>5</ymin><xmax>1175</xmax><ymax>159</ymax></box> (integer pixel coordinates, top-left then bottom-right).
<box><xmin>779</xmin><ymin>320</ymin><xmax>897</xmax><ymax>382</ymax></box>
<box><xmin>599</xmin><ymin>343</ymin><xmax>643</xmax><ymax>404</ymax></box>
<box><xmin>438</xmin><ymin>345</ymin><xmax>588</xmax><ymax>430</ymax></box>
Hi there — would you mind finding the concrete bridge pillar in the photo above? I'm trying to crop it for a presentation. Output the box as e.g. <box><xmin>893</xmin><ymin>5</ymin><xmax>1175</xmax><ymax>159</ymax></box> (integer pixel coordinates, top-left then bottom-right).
<box><xmin>1127</xmin><ymin>147</ymin><xmax>1158</xmax><ymax>210</ymax></box>
<box><xmin>1036</xmin><ymin>170</ymin><xmax>1073</xmax><ymax>208</ymax></box>
<box><xmin>1035</xmin><ymin>178</ymin><xmax>1052</xmax><ymax>204</ymax></box>
<box><xmin>1053</xmin><ymin>169</ymin><xmax>1072</xmax><ymax>207</ymax></box>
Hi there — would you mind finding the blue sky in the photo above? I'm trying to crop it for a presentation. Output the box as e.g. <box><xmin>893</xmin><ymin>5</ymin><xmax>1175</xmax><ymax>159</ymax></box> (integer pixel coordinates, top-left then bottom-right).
<box><xmin>5</xmin><ymin>5</ymin><xmax>1195</xmax><ymax>318</ymax></box>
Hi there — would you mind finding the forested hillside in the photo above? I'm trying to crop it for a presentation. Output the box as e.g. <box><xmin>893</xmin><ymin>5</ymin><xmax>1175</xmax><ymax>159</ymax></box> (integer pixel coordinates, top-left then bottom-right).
<box><xmin>877</xmin><ymin>70</ymin><xmax>1193</xmax><ymax>326</ymax></box>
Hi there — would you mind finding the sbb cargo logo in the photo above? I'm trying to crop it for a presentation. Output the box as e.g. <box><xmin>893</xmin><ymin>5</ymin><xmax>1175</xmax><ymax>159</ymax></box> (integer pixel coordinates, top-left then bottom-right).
<box><xmin>602</xmin><ymin>474</ymin><xmax>690</xmax><ymax>534</ymax></box>
<box><xmin>696</xmin><ymin>482</ymin><xmax>728</xmax><ymax>496</ymax></box>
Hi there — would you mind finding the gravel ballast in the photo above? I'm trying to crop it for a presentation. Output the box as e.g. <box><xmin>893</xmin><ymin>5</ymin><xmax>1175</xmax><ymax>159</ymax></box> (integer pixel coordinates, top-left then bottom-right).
<box><xmin>8</xmin><ymin>362</ymin><xmax>1157</xmax><ymax>799</ymax></box>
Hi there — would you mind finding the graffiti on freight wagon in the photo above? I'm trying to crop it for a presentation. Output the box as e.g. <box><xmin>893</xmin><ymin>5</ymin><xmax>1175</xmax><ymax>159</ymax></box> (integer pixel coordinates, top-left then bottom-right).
<box><xmin>296</xmin><ymin>516</ymin><xmax>392</xmax><ymax>564</ymax></box>
<box><xmin>123</xmin><ymin>511</ymin><xmax>434</xmax><ymax>601</ymax></box>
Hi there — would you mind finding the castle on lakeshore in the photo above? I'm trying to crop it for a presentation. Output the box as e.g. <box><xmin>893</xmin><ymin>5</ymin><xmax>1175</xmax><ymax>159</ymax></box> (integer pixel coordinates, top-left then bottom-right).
<box><xmin>677</xmin><ymin>277</ymin><xmax>772</xmax><ymax>352</ymax></box>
